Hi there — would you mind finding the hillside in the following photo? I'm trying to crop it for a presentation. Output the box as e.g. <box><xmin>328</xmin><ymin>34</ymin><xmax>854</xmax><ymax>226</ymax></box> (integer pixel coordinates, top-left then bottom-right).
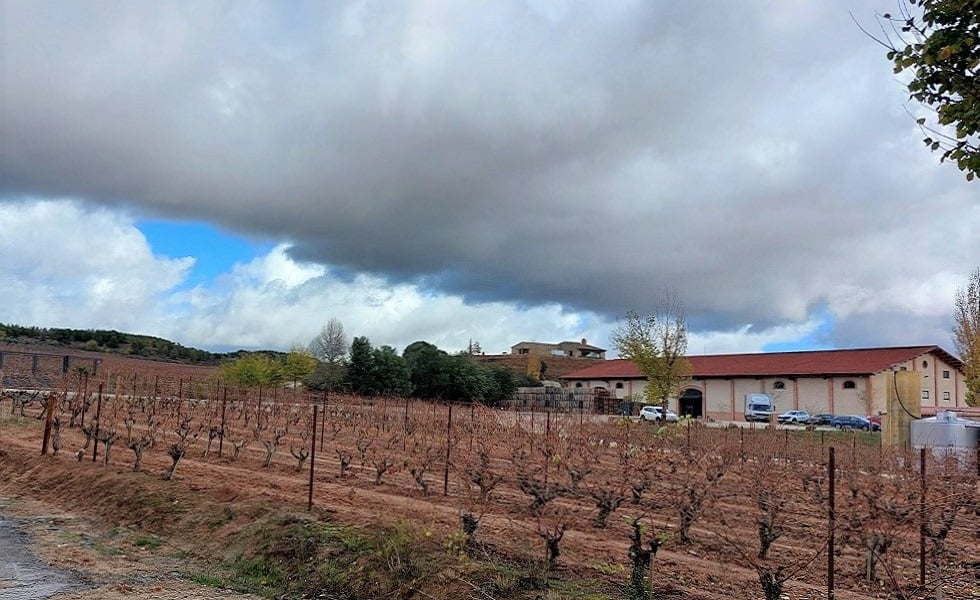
<box><xmin>0</xmin><ymin>323</ymin><xmax>282</xmax><ymax>366</ymax></box>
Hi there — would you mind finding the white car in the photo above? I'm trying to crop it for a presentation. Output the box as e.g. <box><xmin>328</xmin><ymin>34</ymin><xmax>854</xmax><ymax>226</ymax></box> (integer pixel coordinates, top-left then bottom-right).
<box><xmin>777</xmin><ymin>410</ymin><xmax>810</xmax><ymax>424</ymax></box>
<box><xmin>639</xmin><ymin>405</ymin><xmax>679</xmax><ymax>422</ymax></box>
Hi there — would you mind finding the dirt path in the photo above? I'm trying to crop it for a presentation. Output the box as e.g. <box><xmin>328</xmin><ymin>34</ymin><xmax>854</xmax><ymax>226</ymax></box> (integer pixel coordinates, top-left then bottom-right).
<box><xmin>0</xmin><ymin>493</ymin><xmax>259</xmax><ymax>600</ymax></box>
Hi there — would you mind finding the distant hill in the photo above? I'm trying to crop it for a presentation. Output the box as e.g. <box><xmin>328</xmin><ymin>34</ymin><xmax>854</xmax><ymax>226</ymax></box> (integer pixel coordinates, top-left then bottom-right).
<box><xmin>0</xmin><ymin>323</ymin><xmax>283</xmax><ymax>365</ymax></box>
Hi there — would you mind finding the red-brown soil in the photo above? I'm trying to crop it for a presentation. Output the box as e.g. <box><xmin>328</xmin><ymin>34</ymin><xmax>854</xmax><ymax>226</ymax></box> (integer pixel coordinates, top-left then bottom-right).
<box><xmin>0</xmin><ymin>383</ymin><xmax>976</xmax><ymax>599</ymax></box>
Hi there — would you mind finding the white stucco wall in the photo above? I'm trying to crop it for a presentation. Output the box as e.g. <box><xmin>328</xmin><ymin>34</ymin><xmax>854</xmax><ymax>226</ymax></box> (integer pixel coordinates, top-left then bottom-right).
<box><xmin>565</xmin><ymin>350</ymin><xmax>968</xmax><ymax>420</ymax></box>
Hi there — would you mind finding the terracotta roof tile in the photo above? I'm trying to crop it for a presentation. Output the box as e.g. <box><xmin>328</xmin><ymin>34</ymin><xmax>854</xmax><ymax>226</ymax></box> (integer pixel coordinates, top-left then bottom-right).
<box><xmin>560</xmin><ymin>346</ymin><xmax>961</xmax><ymax>380</ymax></box>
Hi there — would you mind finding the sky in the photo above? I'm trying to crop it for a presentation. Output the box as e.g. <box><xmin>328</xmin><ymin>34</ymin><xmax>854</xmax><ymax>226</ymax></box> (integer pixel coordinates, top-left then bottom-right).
<box><xmin>1</xmin><ymin>1</ymin><xmax>977</xmax><ymax>356</ymax></box>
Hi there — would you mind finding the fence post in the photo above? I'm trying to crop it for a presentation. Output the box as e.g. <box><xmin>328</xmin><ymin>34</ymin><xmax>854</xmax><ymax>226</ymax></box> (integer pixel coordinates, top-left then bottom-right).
<box><xmin>92</xmin><ymin>383</ymin><xmax>103</xmax><ymax>463</ymax></box>
<box><xmin>443</xmin><ymin>403</ymin><xmax>453</xmax><ymax>496</ymax></box>
<box><xmin>828</xmin><ymin>446</ymin><xmax>835</xmax><ymax>600</ymax></box>
<box><xmin>919</xmin><ymin>448</ymin><xmax>926</xmax><ymax>587</ymax></box>
<box><xmin>309</xmin><ymin>404</ymin><xmax>318</xmax><ymax>511</ymax></box>
<box><xmin>405</xmin><ymin>396</ymin><xmax>410</xmax><ymax>451</ymax></box>
<box><xmin>41</xmin><ymin>392</ymin><xmax>57</xmax><ymax>455</ymax></box>
<box><xmin>319</xmin><ymin>392</ymin><xmax>327</xmax><ymax>452</ymax></box>
<box><xmin>79</xmin><ymin>371</ymin><xmax>89</xmax><ymax>429</ymax></box>
<box><xmin>218</xmin><ymin>387</ymin><xmax>227</xmax><ymax>458</ymax></box>
<box><xmin>740</xmin><ymin>427</ymin><xmax>745</xmax><ymax>463</ymax></box>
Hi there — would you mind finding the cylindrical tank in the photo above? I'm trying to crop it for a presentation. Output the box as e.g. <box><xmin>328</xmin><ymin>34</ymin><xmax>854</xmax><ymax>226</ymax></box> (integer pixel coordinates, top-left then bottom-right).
<box><xmin>910</xmin><ymin>411</ymin><xmax>979</xmax><ymax>458</ymax></box>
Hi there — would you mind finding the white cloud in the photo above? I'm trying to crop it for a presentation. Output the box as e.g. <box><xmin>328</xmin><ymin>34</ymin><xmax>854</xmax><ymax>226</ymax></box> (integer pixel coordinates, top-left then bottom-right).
<box><xmin>0</xmin><ymin>199</ymin><xmax>192</xmax><ymax>331</ymax></box>
<box><xmin>0</xmin><ymin>199</ymin><xmax>841</xmax><ymax>356</ymax></box>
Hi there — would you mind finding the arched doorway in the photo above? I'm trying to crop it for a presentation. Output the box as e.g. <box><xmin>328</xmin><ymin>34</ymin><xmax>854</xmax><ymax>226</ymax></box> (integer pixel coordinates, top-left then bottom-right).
<box><xmin>678</xmin><ymin>388</ymin><xmax>703</xmax><ymax>418</ymax></box>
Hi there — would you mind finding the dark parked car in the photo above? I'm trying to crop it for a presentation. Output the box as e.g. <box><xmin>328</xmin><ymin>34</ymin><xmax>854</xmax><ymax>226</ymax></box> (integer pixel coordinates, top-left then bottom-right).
<box><xmin>831</xmin><ymin>415</ymin><xmax>873</xmax><ymax>431</ymax></box>
<box><xmin>807</xmin><ymin>413</ymin><xmax>834</xmax><ymax>426</ymax></box>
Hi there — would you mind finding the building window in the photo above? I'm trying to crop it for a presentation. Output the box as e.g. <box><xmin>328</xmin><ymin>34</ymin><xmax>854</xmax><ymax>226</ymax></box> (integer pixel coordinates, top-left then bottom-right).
<box><xmin>899</xmin><ymin>366</ymin><xmax>907</xmax><ymax>371</ymax></box>
<box><xmin>842</xmin><ymin>380</ymin><xmax>856</xmax><ymax>389</ymax></box>
<box><xmin>943</xmin><ymin>391</ymin><xmax>950</xmax><ymax>401</ymax></box>
<box><xmin>615</xmin><ymin>382</ymin><xmax>624</xmax><ymax>389</ymax></box>
<box><xmin>942</xmin><ymin>370</ymin><xmax>950</xmax><ymax>379</ymax></box>
<box><xmin>575</xmin><ymin>382</ymin><xmax>582</xmax><ymax>388</ymax></box>
<box><xmin>922</xmin><ymin>390</ymin><xmax>930</xmax><ymax>400</ymax></box>
<box><xmin>773</xmin><ymin>381</ymin><xmax>785</xmax><ymax>390</ymax></box>
<box><xmin>922</xmin><ymin>360</ymin><xmax>928</xmax><ymax>368</ymax></box>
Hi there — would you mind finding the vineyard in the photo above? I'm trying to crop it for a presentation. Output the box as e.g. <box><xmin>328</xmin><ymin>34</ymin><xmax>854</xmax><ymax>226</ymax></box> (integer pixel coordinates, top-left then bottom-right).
<box><xmin>1</xmin><ymin>366</ymin><xmax>977</xmax><ymax>600</ymax></box>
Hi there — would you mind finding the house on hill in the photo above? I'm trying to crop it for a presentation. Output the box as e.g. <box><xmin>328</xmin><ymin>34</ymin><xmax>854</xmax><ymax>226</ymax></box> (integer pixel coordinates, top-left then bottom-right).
<box><xmin>510</xmin><ymin>339</ymin><xmax>606</xmax><ymax>359</ymax></box>
<box><xmin>560</xmin><ymin>346</ymin><xmax>967</xmax><ymax>421</ymax></box>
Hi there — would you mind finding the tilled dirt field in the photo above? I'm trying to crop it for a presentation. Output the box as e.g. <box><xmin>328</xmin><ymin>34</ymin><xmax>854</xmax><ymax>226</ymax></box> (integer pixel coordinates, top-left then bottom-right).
<box><xmin>1</xmin><ymin>402</ymin><xmax>976</xmax><ymax>600</ymax></box>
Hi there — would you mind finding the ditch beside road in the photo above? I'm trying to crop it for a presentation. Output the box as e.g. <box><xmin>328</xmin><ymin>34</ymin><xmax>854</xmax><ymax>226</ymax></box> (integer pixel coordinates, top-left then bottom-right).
<box><xmin>0</xmin><ymin>493</ymin><xmax>260</xmax><ymax>600</ymax></box>
<box><xmin>0</xmin><ymin>514</ymin><xmax>81</xmax><ymax>599</ymax></box>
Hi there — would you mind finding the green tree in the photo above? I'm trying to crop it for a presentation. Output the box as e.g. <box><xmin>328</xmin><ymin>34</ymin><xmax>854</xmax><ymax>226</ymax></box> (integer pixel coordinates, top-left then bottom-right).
<box><xmin>441</xmin><ymin>354</ymin><xmax>492</xmax><ymax>402</ymax></box>
<box><xmin>485</xmin><ymin>366</ymin><xmax>521</xmax><ymax>406</ymax></box>
<box><xmin>404</xmin><ymin>341</ymin><xmax>450</xmax><ymax>399</ymax></box>
<box><xmin>346</xmin><ymin>336</ymin><xmax>376</xmax><ymax>395</ymax></box>
<box><xmin>611</xmin><ymin>291</ymin><xmax>692</xmax><ymax>415</ymax></box>
<box><xmin>372</xmin><ymin>345</ymin><xmax>412</xmax><ymax>396</ymax></box>
<box><xmin>878</xmin><ymin>2</ymin><xmax>980</xmax><ymax>180</ymax></box>
<box><xmin>953</xmin><ymin>267</ymin><xmax>980</xmax><ymax>406</ymax></box>
<box><xmin>283</xmin><ymin>347</ymin><xmax>318</xmax><ymax>387</ymax></box>
<box><xmin>221</xmin><ymin>354</ymin><xmax>285</xmax><ymax>387</ymax></box>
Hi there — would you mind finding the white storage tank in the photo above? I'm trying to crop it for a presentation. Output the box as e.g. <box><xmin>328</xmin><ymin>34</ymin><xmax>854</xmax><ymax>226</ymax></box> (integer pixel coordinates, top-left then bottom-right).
<box><xmin>910</xmin><ymin>411</ymin><xmax>980</xmax><ymax>459</ymax></box>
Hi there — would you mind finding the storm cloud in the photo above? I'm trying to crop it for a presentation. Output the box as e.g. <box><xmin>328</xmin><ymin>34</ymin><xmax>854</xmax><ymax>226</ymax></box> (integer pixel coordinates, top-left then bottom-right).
<box><xmin>2</xmin><ymin>1</ymin><xmax>977</xmax><ymax>349</ymax></box>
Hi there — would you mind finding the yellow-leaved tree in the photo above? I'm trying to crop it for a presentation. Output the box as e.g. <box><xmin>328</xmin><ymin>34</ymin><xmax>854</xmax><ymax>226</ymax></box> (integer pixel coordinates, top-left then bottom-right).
<box><xmin>953</xmin><ymin>268</ymin><xmax>980</xmax><ymax>406</ymax></box>
<box><xmin>611</xmin><ymin>291</ymin><xmax>692</xmax><ymax>415</ymax></box>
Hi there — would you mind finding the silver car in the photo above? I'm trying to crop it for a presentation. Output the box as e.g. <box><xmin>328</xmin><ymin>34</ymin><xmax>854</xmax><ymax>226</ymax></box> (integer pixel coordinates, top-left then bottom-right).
<box><xmin>777</xmin><ymin>410</ymin><xmax>810</xmax><ymax>424</ymax></box>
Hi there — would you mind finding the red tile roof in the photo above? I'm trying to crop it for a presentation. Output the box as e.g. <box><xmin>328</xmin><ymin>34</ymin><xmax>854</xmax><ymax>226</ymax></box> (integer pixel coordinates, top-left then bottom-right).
<box><xmin>560</xmin><ymin>346</ymin><xmax>962</xmax><ymax>380</ymax></box>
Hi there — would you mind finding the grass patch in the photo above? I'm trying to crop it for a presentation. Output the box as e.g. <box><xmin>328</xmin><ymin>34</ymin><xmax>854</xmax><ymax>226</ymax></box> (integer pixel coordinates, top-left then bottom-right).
<box><xmin>132</xmin><ymin>533</ymin><xmax>162</xmax><ymax>551</ymax></box>
<box><xmin>205</xmin><ymin>506</ymin><xmax>235</xmax><ymax>531</ymax></box>
<box><xmin>212</xmin><ymin>515</ymin><xmax>453</xmax><ymax>600</ymax></box>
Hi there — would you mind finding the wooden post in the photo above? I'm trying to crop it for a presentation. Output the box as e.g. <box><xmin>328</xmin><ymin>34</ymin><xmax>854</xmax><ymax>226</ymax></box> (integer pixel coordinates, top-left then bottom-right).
<box><xmin>544</xmin><ymin>410</ymin><xmax>551</xmax><ymax>487</ymax></box>
<box><xmin>530</xmin><ymin>402</ymin><xmax>535</xmax><ymax>455</ymax></box>
<box><xmin>740</xmin><ymin>427</ymin><xmax>745</xmax><ymax>462</ymax></box>
<box><xmin>919</xmin><ymin>448</ymin><xmax>926</xmax><ymax>587</ymax></box>
<box><xmin>319</xmin><ymin>392</ymin><xmax>327</xmax><ymax>452</ymax></box>
<box><xmin>79</xmin><ymin>371</ymin><xmax>89</xmax><ymax>428</ymax></box>
<box><xmin>309</xmin><ymin>404</ymin><xmax>318</xmax><ymax>511</ymax></box>
<box><xmin>443</xmin><ymin>403</ymin><xmax>453</xmax><ymax>496</ymax></box>
<box><xmin>92</xmin><ymin>383</ymin><xmax>103</xmax><ymax>463</ymax></box>
<box><xmin>41</xmin><ymin>392</ymin><xmax>57</xmax><ymax>455</ymax></box>
<box><xmin>828</xmin><ymin>446</ymin><xmax>835</xmax><ymax>599</ymax></box>
<box><xmin>218</xmin><ymin>387</ymin><xmax>227</xmax><ymax>458</ymax></box>
<box><xmin>404</xmin><ymin>396</ymin><xmax>410</xmax><ymax>452</ymax></box>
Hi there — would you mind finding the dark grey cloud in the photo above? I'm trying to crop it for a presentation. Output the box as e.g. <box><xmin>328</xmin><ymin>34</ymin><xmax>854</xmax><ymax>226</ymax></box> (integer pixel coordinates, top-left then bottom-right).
<box><xmin>2</xmin><ymin>1</ymin><xmax>977</xmax><ymax>348</ymax></box>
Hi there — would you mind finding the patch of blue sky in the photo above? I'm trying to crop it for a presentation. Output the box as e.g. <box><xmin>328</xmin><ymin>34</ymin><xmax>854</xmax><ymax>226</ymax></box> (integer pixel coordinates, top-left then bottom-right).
<box><xmin>762</xmin><ymin>307</ymin><xmax>836</xmax><ymax>353</ymax></box>
<box><xmin>137</xmin><ymin>220</ymin><xmax>276</xmax><ymax>289</ymax></box>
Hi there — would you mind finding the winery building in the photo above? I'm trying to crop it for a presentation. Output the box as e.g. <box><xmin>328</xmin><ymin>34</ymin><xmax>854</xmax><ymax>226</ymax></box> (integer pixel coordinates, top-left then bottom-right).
<box><xmin>559</xmin><ymin>346</ymin><xmax>968</xmax><ymax>420</ymax></box>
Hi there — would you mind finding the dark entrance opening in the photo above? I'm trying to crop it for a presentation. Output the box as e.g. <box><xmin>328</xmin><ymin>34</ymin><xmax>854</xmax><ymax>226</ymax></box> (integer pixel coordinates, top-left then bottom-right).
<box><xmin>678</xmin><ymin>388</ymin><xmax>703</xmax><ymax>418</ymax></box>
